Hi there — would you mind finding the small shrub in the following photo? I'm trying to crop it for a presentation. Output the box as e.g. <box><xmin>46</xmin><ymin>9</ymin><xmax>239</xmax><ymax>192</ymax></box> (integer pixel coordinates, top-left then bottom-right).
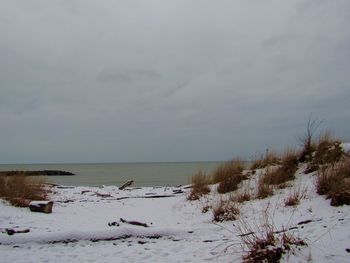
<box><xmin>316</xmin><ymin>157</ymin><xmax>350</xmax><ymax>206</ymax></box>
<box><xmin>217</xmin><ymin>173</ymin><xmax>247</xmax><ymax>194</ymax></box>
<box><xmin>0</xmin><ymin>173</ymin><xmax>48</xmax><ymax>207</ymax></box>
<box><xmin>232</xmin><ymin>183</ymin><xmax>252</xmax><ymax>203</ymax></box>
<box><xmin>262</xmin><ymin>150</ymin><xmax>298</xmax><ymax>186</ymax></box>
<box><xmin>298</xmin><ymin>114</ymin><xmax>321</xmax><ymax>163</ymax></box>
<box><xmin>239</xmin><ymin>212</ymin><xmax>307</xmax><ymax>263</ymax></box>
<box><xmin>212</xmin><ymin>159</ymin><xmax>245</xmax><ymax>183</ymax></box>
<box><xmin>251</xmin><ymin>151</ymin><xmax>280</xmax><ymax>170</ymax></box>
<box><xmin>187</xmin><ymin>170</ymin><xmax>210</xmax><ymax>201</ymax></box>
<box><xmin>256</xmin><ymin>177</ymin><xmax>273</xmax><ymax>199</ymax></box>
<box><xmin>202</xmin><ymin>204</ymin><xmax>211</xmax><ymax>213</ymax></box>
<box><xmin>284</xmin><ymin>187</ymin><xmax>307</xmax><ymax>207</ymax></box>
<box><xmin>234</xmin><ymin>191</ymin><xmax>251</xmax><ymax>203</ymax></box>
<box><xmin>212</xmin><ymin>199</ymin><xmax>240</xmax><ymax>222</ymax></box>
<box><xmin>311</xmin><ymin>133</ymin><xmax>343</xmax><ymax>170</ymax></box>
<box><xmin>213</xmin><ymin>159</ymin><xmax>246</xmax><ymax>194</ymax></box>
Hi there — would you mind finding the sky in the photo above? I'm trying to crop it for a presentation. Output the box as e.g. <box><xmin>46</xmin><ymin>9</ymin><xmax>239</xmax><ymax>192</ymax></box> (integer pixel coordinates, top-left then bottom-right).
<box><xmin>0</xmin><ymin>0</ymin><xmax>350</xmax><ymax>164</ymax></box>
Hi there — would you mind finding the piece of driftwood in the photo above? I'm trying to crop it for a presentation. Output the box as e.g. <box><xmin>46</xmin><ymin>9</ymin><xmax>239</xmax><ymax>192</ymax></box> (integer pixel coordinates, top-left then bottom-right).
<box><xmin>116</xmin><ymin>194</ymin><xmax>175</xmax><ymax>201</ymax></box>
<box><xmin>120</xmin><ymin>218</ymin><xmax>149</xmax><ymax>227</ymax></box>
<box><xmin>119</xmin><ymin>180</ymin><xmax>134</xmax><ymax>190</ymax></box>
<box><xmin>108</xmin><ymin>221</ymin><xmax>120</xmax><ymax>227</ymax></box>
<box><xmin>56</xmin><ymin>199</ymin><xmax>74</xmax><ymax>203</ymax></box>
<box><xmin>29</xmin><ymin>201</ymin><xmax>53</xmax><ymax>214</ymax></box>
<box><xmin>6</xmin><ymin>228</ymin><xmax>30</xmax><ymax>235</ymax></box>
<box><xmin>95</xmin><ymin>192</ymin><xmax>112</xmax><ymax>198</ymax></box>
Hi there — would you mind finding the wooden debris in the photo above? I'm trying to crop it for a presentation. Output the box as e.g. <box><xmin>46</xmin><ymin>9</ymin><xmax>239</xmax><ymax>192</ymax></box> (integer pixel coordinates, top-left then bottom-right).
<box><xmin>119</xmin><ymin>180</ymin><xmax>134</xmax><ymax>190</ymax></box>
<box><xmin>6</xmin><ymin>228</ymin><xmax>30</xmax><ymax>235</ymax></box>
<box><xmin>120</xmin><ymin>218</ymin><xmax>149</xmax><ymax>227</ymax></box>
<box><xmin>116</xmin><ymin>194</ymin><xmax>175</xmax><ymax>201</ymax></box>
<box><xmin>108</xmin><ymin>221</ymin><xmax>120</xmax><ymax>227</ymax></box>
<box><xmin>95</xmin><ymin>192</ymin><xmax>112</xmax><ymax>198</ymax></box>
<box><xmin>29</xmin><ymin>201</ymin><xmax>53</xmax><ymax>214</ymax></box>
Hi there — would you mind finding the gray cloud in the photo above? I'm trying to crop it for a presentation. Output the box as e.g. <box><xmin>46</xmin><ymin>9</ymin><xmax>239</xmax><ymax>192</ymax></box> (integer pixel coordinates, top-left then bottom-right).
<box><xmin>0</xmin><ymin>0</ymin><xmax>350</xmax><ymax>163</ymax></box>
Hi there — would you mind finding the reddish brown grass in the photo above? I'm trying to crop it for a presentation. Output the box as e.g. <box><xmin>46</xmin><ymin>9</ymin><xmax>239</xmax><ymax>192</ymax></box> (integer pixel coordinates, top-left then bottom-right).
<box><xmin>262</xmin><ymin>150</ymin><xmax>298</xmax><ymax>186</ymax></box>
<box><xmin>251</xmin><ymin>151</ymin><xmax>280</xmax><ymax>170</ymax></box>
<box><xmin>256</xmin><ymin>177</ymin><xmax>273</xmax><ymax>199</ymax></box>
<box><xmin>212</xmin><ymin>159</ymin><xmax>245</xmax><ymax>183</ymax></box>
<box><xmin>316</xmin><ymin>157</ymin><xmax>350</xmax><ymax>206</ymax></box>
<box><xmin>238</xmin><ymin>211</ymin><xmax>306</xmax><ymax>263</ymax></box>
<box><xmin>213</xmin><ymin>159</ymin><xmax>246</xmax><ymax>194</ymax></box>
<box><xmin>212</xmin><ymin>199</ymin><xmax>240</xmax><ymax>222</ymax></box>
<box><xmin>284</xmin><ymin>187</ymin><xmax>307</xmax><ymax>207</ymax></box>
<box><xmin>0</xmin><ymin>173</ymin><xmax>48</xmax><ymax>207</ymax></box>
<box><xmin>187</xmin><ymin>170</ymin><xmax>211</xmax><ymax>201</ymax></box>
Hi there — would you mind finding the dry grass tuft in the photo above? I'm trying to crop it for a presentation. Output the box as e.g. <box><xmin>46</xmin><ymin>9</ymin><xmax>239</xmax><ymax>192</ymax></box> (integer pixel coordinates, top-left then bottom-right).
<box><xmin>316</xmin><ymin>157</ymin><xmax>350</xmax><ymax>206</ymax></box>
<box><xmin>0</xmin><ymin>173</ymin><xmax>48</xmax><ymax>207</ymax></box>
<box><xmin>234</xmin><ymin>191</ymin><xmax>252</xmax><ymax>203</ymax></box>
<box><xmin>239</xmin><ymin>211</ymin><xmax>307</xmax><ymax>263</ymax></box>
<box><xmin>251</xmin><ymin>151</ymin><xmax>280</xmax><ymax>170</ymax></box>
<box><xmin>256</xmin><ymin>177</ymin><xmax>273</xmax><ymax>199</ymax></box>
<box><xmin>311</xmin><ymin>133</ymin><xmax>343</xmax><ymax>169</ymax></box>
<box><xmin>262</xmin><ymin>150</ymin><xmax>299</xmax><ymax>186</ymax></box>
<box><xmin>284</xmin><ymin>187</ymin><xmax>307</xmax><ymax>207</ymax></box>
<box><xmin>213</xmin><ymin>159</ymin><xmax>247</xmax><ymax>194</ymax></box>
<box><xmin>212</xmin><ymin>199</ymin><xmax>240</xmax><ymax>222</ymax></box>
<box><xmin>231</xmin><ymin>182</ymin><xmax>252</xmax><ymax>203</ymax></box>
<box><xmin>187</xmin><ymin>170</ymin><xmax>211</xmax><ymax>201</ymax></box>
<box><xmin>212</xmin><ymin>159</ymin><xmax>245</xmax><ymax>183</ymax></box>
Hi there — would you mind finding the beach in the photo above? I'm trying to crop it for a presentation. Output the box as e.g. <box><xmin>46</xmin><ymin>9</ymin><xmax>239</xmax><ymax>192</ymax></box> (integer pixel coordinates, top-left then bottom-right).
<box><xmin>1</xmin><ymin>153</ymin><xmax>350</xmax><ymax>262</ymax></box>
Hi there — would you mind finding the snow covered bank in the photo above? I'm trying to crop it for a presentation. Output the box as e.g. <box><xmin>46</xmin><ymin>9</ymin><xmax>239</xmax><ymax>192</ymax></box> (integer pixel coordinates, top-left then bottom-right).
<box><xmin>1</xmin><ymin>162</ymin><xmax>350</xmax><ymax>262</ymax></box>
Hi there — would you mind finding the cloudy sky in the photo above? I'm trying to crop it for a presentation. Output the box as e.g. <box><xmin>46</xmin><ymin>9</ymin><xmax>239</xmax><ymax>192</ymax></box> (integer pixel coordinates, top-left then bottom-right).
<box><xmin>0</xmin><ymin>0</ymin><xmax>349</xmax><ymax>164</ymax></box>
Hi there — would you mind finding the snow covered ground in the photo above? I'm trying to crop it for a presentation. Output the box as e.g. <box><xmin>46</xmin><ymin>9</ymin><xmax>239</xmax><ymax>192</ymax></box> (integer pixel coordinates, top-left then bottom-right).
<box><xmin>1</xmin><ymin>163</ymin><xmax>350</xmax><ymax>262</ymax></box>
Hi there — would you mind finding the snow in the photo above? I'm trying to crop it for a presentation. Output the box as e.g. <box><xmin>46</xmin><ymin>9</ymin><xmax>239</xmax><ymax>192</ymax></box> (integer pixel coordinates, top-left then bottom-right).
<box><xmin>1</xmin><ymin>164</ymin><xmax>350</xmax><ymax>262</ymax></box>
<box><xmin>29</xmin><ymin>201</ymin><xmax>52</xmax><ymax>207</ymax></box>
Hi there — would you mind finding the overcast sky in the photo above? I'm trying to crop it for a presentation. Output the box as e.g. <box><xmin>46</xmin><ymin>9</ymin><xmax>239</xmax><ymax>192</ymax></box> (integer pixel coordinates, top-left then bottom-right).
<box><xmin>0</xmin><ymin>0</ymin><xmax>349</xmax><ymax>164</ymax></box>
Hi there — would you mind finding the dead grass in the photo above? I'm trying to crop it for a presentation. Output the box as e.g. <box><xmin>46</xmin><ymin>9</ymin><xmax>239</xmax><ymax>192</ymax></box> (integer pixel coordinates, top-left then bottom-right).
<box><xmin>234</xmin><ymin>191</ymin><xmax>252</xmax><ymax>203</ymax></box>
<box><xmin>262</xmin><ymin>150</ymin><xmax>299</xmax><ymax>186</ymax></box>
<box><xmin>238</xmin><ymin>210</ymin><xmax>307</xmax><ymax>263</ymax></box>
<box><xmin>251</xmin><ymin>150</ymin><xmax>280</xmax><ymax>170</ymax></box>
<box><xmin>0</xmin><ymin>173</ymin><xmax>48</xmax><ymax>207</ymax></box>
<box><xmin>316</xmin><ymin>157</ymin><xmax>350</xmax><ymax>206</ymax></box>
<box><xmin>212</xmin><ymin>159</ymin><xmax>245</xmax><ymax>183</ymax></box>
<box><xmin>231</xmin><ymin>182</ymin><xmax>252</xmax><ymax>203</ymax></box>
<box><xmin>187</xmin><ymin>170</ymin><xmax>211</xmax><ymax>201</ymax></box>
<box><xmin>213</xmin><ymin>159</ymin><xmax>247</xmax><ymax>194</ymax></box>
<box><xmin>284</xmin><ymin>186</ymin><xmax>307</xmax><ymax>207</ymax></box>
<box><xmin>256</xmin><ymin>177</ymin><xmax>273</xmax><ymax>199</ymax></box>
<box><xmin>212</xmin><ymin>198</ymin><xmax>240</xmax><ymax>222</ymax></box>
<box><xmin>311</xmin><ymin>132</ymin><xmax>343</xmax><ymax>169</ymax></box>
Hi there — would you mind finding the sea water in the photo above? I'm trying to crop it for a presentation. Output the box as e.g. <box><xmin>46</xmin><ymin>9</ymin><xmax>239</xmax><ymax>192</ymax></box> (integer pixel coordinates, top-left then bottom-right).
<box><xmin>0</xmin><ymin>162</ymin><xmax>225</xmax><ymax>187</ymax></box>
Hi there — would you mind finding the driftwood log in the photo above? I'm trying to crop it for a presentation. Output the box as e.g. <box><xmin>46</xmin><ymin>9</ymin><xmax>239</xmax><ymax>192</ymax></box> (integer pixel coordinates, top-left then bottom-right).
<box><xmin>120</xmin><ymin>218</ymin><xmax>149</xmax><ymax>227</ymax></box>
<box><xmin>94</xmin><ymin>192</ymin><xmax>112</xmax><ymax>198</ymax></box>
<box><xmin>119</xmin><ymin>180</ymin><xmax>134</xmax><ymax>190</ymax></box>
<box><xmin>5</xmin><ymin>228</ymin><xmax>30</xmax><ymax>235</ymax></box>
<box><xmin>29</xmin><ymin>201</ymin><xmax>53</xmax><ymax>214</ymax></box>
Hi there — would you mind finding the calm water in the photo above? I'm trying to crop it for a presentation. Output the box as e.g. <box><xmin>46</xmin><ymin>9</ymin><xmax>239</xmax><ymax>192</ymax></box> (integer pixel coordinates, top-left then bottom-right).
<box><xmin>0</xmin><ymin>162</ymin><xmax>224</xmax><ymax>187</ymax></box>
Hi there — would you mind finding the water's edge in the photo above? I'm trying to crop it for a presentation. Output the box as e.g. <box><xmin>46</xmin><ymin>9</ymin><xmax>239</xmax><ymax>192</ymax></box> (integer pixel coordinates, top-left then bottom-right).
<box><xmin>0</xmin><ymin>162</ymin><xmax>240</xmax><ymax>187</ymax></box>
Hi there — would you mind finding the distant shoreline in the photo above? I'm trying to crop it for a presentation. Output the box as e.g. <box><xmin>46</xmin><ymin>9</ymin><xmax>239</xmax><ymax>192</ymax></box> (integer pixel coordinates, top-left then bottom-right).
<box><xmin>0</xmin><ymin>170</ymin><xmax>75</xmax><ymax>176</ymax></box>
